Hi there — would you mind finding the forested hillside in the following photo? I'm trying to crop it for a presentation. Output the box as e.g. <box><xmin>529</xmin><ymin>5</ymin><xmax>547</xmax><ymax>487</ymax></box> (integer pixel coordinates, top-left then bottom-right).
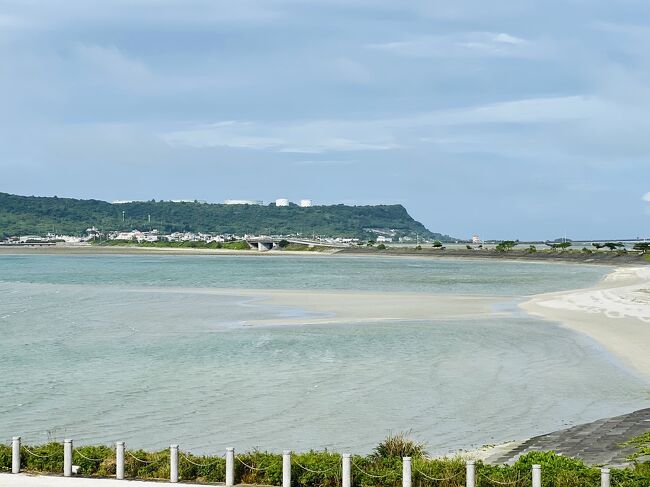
<box><xmin>0</xmin><ymin>192</ymin><xmax>451</xmax><ymax>240</ymax></box>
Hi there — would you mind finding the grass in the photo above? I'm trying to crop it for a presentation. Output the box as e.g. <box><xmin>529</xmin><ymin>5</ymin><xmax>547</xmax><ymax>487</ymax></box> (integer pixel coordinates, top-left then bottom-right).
<box><xmin>2</xmin><ymin>438</ymin><xmax>650</xmax><ymax>486</ymax></box>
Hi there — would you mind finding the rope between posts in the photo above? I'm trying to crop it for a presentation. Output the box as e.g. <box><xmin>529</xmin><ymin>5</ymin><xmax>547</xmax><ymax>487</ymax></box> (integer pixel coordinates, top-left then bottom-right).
<box><xmin>294</xmin><ymin>461</ymin><xmax>340</xmax><ymax>474</ymax></box>
<box><xmin>74</xmin><ymin>450</ymin><xmax>107</xmax><ymax>462</ymax></box>
<box><xmin>351</xmin><ymin>460</ymin><xmax>391</xmax><ymax>479</ymax></box>
<box><xmin>181</xmin><ymin>452</ymin><xmax>223</xmax><ymax>467</ymax></box>
<box><xmin>415</xmin><ymin>467</ymin><xmax>464</xmax><ymax>482</ymax></box>
<box><xmin>22</xmin><ymin>446</ymin><xmax>60</xmax><ymax>459</ymax></box>
<box><xmin>236</xmin><ymin>456</ymin><xmax>273</xmax><ymax>472</ymax></box>
<box><xmin>478</xmin><ymin>471</ymin><xmax>520</xmax><ymax>486</ymax></box>
<box><xmin>126</xmin><ymin>451</ymin><xmax>164</xmax><ymax>464</ymax></box>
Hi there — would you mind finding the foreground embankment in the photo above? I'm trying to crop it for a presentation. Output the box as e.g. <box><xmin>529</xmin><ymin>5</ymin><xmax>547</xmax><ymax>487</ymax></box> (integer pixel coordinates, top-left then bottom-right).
<box><xmin>1</xmin><ymin>442</ymin><xmax>649</xmax><ymax>487</ymax></box>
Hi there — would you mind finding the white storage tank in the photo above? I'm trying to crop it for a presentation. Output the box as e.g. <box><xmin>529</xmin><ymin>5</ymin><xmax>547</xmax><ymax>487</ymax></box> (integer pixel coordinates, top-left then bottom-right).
<box><xmin>299</xmin><ymin>199</ymin><xmax>312</xmax><ymax>207</ymax></box>
<box><xmin>275</xmin><ymin>198</ymin><xmax>290</xmax><ymax>207</ymax></box>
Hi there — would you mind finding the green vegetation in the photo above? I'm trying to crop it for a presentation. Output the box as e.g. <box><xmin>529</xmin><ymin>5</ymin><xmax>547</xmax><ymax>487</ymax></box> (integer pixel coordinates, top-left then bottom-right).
<box><xmin>495</xmin><ymin>241</ymin><xmax>517</xmax><ymax>252</ymax></box>
<box><xmin>624</xmin><ymin>431</ymin><xmax>650</xmax><ymax>461</ymax></box>
<box><xmin>377</xmin><ymin>243</ymin><xmax>387</xmax><ymax>250</ymax></box>
<box><xmin>633</xmin><ymin>243</ymin><xmax>650</xmax><ymax>254</ymax></box>
<box><xmin>593</xmin><ymin>242</ymin><xmax>625</xmax><ymax>251</ymax></box>
<box><xmin>1</xmin><ymin>439</ymin><xmax>649</xmax><ymax>487</ymax></box>
<box><xmin>525</xmin><ymin>245</ymin><xmax>537</xmax><ymax>253</ymax></box>
<box><xmin>545</xmin><ymin>241</ymin><xmax>572</xmax><ymax>250</ymax></box>
<box><xmin>0</xmin><ymin>192</ymin><xmax>450</xmax><ymax>240</ymax></box>
<box><xmin>371</xmin><ymin>432</ymin><xmax>427</xmax><ymax>460</ymax></box>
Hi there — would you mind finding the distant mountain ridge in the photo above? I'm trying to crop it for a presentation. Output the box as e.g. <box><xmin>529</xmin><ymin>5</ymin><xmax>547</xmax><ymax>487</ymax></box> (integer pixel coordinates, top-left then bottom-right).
<box><xmin>0</xmin><ymin>192</ymin><xmax>452</xmax><ymax>240</ymax></box>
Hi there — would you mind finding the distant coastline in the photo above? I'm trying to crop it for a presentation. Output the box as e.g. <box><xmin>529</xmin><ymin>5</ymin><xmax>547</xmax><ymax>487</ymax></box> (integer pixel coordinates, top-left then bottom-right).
<box><xmin>1</xmin><ymin>243</ymin><xmax>648</xmax><ymax>266</ymax></box>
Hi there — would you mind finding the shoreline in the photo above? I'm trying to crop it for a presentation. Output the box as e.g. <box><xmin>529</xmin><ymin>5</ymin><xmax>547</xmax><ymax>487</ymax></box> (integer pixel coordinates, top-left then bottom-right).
<box><xmin>1</xmin><ymin>244</ymin><xmax>648</xmax><ymax>267</ymax></box>
<box><xmin>521</xmin><ymin>266</ymin><xmax>650</xmax><ymax>381</ymax></box>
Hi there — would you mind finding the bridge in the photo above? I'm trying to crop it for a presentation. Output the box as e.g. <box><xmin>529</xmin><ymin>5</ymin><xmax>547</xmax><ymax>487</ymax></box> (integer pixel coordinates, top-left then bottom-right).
<box><xmin>244</xmin><ymin>237</ymin><xmax>352</xmax><ymax>251</ymax></box>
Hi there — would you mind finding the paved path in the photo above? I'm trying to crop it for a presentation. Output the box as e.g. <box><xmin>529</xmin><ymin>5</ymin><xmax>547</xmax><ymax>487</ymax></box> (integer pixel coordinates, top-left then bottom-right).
<box><xmin>487</xmin><ymin>407</ymin><xmax>650</xmax><ymax>466</ymax></box>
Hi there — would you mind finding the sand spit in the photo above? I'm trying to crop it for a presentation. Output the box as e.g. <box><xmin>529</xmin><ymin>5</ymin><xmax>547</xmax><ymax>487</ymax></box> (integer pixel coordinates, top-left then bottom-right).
<box><xmin>133</xmin><ymin>287</ymin><xmax>505</xmax><ymax>325</ymax></box>
<box><xmin>522</xmin><ymin>267</ymin><xmax>650</xmax><ymax>380</ymax></box>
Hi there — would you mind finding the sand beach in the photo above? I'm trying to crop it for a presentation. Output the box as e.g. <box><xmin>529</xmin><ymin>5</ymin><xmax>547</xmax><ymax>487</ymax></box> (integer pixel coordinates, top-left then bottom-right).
<box><xmin>522</xmin><ymin>266</ymin><xmax>650</xmax><ymax>380</ymax></box>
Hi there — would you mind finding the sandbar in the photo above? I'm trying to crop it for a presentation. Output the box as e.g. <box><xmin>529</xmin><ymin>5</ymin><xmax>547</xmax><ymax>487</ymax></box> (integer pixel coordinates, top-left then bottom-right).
<box><xmin>522</xmin><ymin>266</ymin><xmax>650</xmax><ymax>380</ymax></box>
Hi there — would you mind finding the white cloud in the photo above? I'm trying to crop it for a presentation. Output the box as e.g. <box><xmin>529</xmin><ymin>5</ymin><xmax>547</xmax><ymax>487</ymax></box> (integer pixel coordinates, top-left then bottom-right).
<box><xmin>294</xmin><ymin>160</ymin><xmax>355</xmax><ymax>166</ymax></box>
<box><xmin>642</xmin><ymin>192</ymin><xmax>650</xmax><ymax>202</ymax></box>
<box><xmin>493</xmin><ymin>33</ymin><xmax>526</xmax><ymax>45</ymax></box>
<box><xmin>74</xmin><ymin>44</ymin><xmax>151</xmax><ymax>84</ymax></box>
<box><xmin>367</xmin><ymin>32</ymin><xmax>534</xmax><ymax>58</ymax></box>
<box><xmin>161</xmin><ymin>120</ymin><xmax>398</xmax><ymax>154</ymax></box>
<box><xmin>159</xmin><ymin>95</ymin><xmax>610</xmax><ymax>155</ymax></box>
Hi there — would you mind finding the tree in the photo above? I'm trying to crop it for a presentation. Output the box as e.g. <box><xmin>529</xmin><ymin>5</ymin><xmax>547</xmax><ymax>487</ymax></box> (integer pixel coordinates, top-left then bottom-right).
<box><xmin>495</xmin><ymin>240</ymin><xmax>517</xmax><ymax>252</ymax></box>
<box><xmin>633</xmin><ymin>242</ymin><xmax>650</xmax><ymax>254</ymax></box>
<box><xmin>432</xmin><ymin>240</ymin><xmax>443</xmax><ymax>248</ymax></box>
<box><xmin>545</xmin><ymin>241</ymin><xmax>572</xmax><ymax>250</ymax></box>
<box><xmin>277</xmin><ymin>239</ymin><xmax>290</xmax><ymax>248</ymax></box>
<box><xmin>594</xmin><ymin>242</ymin><xmax>625</xmax><ymax>251</ymax></box>
<box><xmin>376</xmin><ymin>243</ymin><xmax>387</xmax><ymax>250</ymax></box>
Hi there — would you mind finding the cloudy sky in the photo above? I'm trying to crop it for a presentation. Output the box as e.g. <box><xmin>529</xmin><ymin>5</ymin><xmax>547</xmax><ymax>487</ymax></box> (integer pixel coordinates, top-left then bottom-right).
<box><xmin>1</xmin><ymin>0</ymin><xmax>649</xmax><ymax>240</ymax></box>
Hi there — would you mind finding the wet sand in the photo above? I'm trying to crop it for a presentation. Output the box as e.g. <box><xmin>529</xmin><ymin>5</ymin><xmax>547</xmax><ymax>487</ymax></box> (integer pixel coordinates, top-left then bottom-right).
<box><xmin>522</xmin><ymin>267</ymin><xmax>650</xmax><ymax>380</ymax></box>
<box><xmin>133</xmin><ymin>287</ymin><xmax>505</xmax><ymax>325</ymax></box>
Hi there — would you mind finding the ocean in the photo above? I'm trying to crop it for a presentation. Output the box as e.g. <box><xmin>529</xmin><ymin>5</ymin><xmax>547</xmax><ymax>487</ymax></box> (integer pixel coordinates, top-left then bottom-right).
<box><xmin>0</xmin><ymin>254</ymin><xmax>647</xmax><ymax>454</ymax></box>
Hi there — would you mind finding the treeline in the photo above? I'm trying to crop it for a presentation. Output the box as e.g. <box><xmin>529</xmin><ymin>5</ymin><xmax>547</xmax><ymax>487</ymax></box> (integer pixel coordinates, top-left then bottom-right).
<box><xmin>0</xmin><ymin>192</ymin><xmax>450</xmax><ymax>240</ymax></box>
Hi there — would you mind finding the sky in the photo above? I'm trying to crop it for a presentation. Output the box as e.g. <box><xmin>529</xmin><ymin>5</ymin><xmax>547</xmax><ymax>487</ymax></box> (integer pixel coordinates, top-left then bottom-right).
<box><xmin>1</xmin><ymin>0</ymin><xmax>650</xmax><ymax>240</ymax></box>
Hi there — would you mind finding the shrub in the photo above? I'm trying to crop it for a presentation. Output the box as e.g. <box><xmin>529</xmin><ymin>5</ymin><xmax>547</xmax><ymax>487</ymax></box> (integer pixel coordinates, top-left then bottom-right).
<box><xmin>371</xmin><ymin>432</ymin><xmax>427</xmax><ymax>460</ymax></box>
<box><xmin>0</xmin><ymin>444</ymin><xmax>10</xmax><ymax>471</ymax></box>
<box><xmin>377</xmin><ymin>243</ymin><xmax>387</xmax><ymax>250</ymax></box>
<box><xmin>495</xmin><ymin>241</ymin><xmax>517</xmax><ymax>252</ymax></box>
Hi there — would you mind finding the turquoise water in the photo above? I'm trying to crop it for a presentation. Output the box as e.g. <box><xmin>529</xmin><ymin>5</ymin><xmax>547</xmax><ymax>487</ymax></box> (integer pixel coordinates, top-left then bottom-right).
<box><xmin>0</xmin><ymin>254</ymin><xmax>648</xmax><ymax>454</ymax></box>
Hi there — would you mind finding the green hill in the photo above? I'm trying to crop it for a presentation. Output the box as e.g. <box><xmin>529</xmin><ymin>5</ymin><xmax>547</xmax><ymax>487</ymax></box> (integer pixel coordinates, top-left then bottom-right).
<box><xmin>0</xmin><ymin>192</ymin><xmax>451</xmax><ymax>240</ymax></box>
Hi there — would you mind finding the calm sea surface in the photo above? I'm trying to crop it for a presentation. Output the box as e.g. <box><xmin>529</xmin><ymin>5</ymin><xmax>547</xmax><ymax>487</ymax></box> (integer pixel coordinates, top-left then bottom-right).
<box><xmin>0</xmin><ymin>254</ymin><xmax>648</xmax><ymax>454</ymax></box>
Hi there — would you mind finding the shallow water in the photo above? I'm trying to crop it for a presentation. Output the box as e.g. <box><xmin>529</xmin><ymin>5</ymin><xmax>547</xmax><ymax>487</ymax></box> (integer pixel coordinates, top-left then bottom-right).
<box><xmin>0</xmin><ymin>254</ymin><xmax>648</xmax><ymax>454</ymax></box>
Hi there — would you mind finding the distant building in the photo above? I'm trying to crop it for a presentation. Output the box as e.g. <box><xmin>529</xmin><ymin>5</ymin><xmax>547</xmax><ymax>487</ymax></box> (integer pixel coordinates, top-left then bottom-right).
<box><xmin>112</xmin><ymin>200</ymin><xmax>136</xmax><ymax>204</ymax></box>
<box><xmin>224</xmin><ymin>199</ymin><xmax>263</xmax><ymax>205</ymax></box>
<box><xmin>299</xmin><ymin>199</ymin><xmax>313</xmax><ymax>207</ymax></box>
<box><xmin>275</xmin><ymin>198</ymin><xmax>290</xmax><ymax>207</ymax></box>
<box><xmin>377</xmin><ymin>235</ymin><xmax>392</xmax><ymax>243</ymax></box>
<box><xmin>472</xmin><ymin>235</ymin><xmax>481</xmax><ymax>244</ymax></box>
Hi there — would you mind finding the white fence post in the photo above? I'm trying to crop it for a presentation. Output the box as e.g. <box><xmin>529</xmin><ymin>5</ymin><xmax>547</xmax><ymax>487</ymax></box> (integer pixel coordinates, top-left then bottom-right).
<box><xmin>532</xmin><ymin>464</ymin><xmax>541</xmax><ymax>487</ymax></box>
<box><xmin>170</xmin><ymin>444</ymin><xmax>179</xmax><ymax>483</ymax></box>
<box><xmin>466</xmin><ymin>460</ymin><xmax>475</xmax><ymax>487</ymax></box>
<box><xmin>226</xmin><ymin>447</ymin><xmax>235</xmax><ymax>487</ymax></box>
<box><xmin>342</xmin><ymin>453</ymin><xmax>351</xmax><ymax>487</ymax></box>
<box><xmin>63</xmin><ymin>439</ymin><xmax>73</xmax><ymax>477</ymax></box>
<box><xmin>283</xmin><ymin>450</ymin><xmax>291</xmax><ymax>487</ymax></box>
<box><xmin>11</xmin><ymin>436</ymin><xmax>20</xmax><ymax>474</ymax></box>
<box><xmin>115</xmin><ymin>441</ymin><xmax>125</xmax><ymax>480</ymax></box>
<box><xmin>403</xmin><ymin>457</ymin><xmax>412</xmax><ymax>487</ymax></box>
<box><xmin>601</xmin><ymin>468</ymin><xmax>610</xmax><ymax>487</ymax></box>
